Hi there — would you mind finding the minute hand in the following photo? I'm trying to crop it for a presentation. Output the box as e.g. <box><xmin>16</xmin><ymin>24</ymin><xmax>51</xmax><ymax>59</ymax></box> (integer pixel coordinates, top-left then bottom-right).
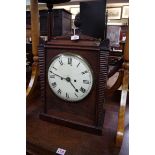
<box><xmin>50</xmin><ymin>71</ymin><xmax>65</xmax><ymax>80</ymax></box>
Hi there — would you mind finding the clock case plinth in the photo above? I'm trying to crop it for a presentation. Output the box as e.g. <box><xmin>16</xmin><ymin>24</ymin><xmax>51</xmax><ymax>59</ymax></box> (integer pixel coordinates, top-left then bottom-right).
<box><xmin>38</xmin><ymin>35</ymin><xmax>109</xmax><ymax>135</ymax></box>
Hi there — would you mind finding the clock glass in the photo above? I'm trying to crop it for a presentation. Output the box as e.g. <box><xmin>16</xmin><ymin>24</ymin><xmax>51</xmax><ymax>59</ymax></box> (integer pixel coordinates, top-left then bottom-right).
<box><xmin>47</xmin><ymin>53</ymin><xmax>93</xmax><ymax>102</ymax></box>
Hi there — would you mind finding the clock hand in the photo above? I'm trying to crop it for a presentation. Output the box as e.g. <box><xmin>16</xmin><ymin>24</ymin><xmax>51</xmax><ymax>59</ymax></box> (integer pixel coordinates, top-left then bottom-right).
<box><xmin>66</xmin><ymin>77</ymin><xmax>78</xmax><ymax>92</ymax></box>
<box><xmin>50</xmin><ymin>71</ymin><xmax>65</xmax><ymax>80</ymax></box>
<box><xmin>70</xmin><ymin>81</ymin><xmax>79</xmax><ymax>92</ymax></box>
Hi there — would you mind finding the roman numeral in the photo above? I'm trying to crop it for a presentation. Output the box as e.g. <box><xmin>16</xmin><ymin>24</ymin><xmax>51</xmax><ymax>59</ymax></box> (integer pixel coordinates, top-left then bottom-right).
<box><xmin>81</xmin><ymin>70</ymin><xmax>88</xmax><ymax>75</ymax></box>
<box><xmin>50</xmin><ymin>74</ymin><xmax>55</xmax><ymax>78</ymax></box>
<box><xmin>77</xmin><ymin>62</ymin><xmax>80</xmax><ymax>68</ymax></box>
<box><xmin>57</xmin><ymin>89</ymin><xmax>62</xmax><ymax>94</ymax></box>
<box><xmin>80</xmin><ymin>87</ymin><xmax>86</xmax><ymax>93</ymax></box>
<box><xmin>66</xmin><ymin>93</ymin><xmax>69</xmax><ymax>99</ymax></box>
<box><xmin>53</xmin><ymin>67</ymin><xmax>57</xmax><ymax>70</ymax></box>
<box><xmin>74</xmin><ymin>93</ymin><xmax>78</xmax><ymax>98</ymax></box>
<box><xmin>83</xmin><ymin>80</ymin><xmax>90</xmax><ymax>84</ymax></box>
<box><xmin>51</xmin><ymin>82</ymin><xmax>57</xmax><ymax>88</ymax></box>
<box><xmin>68</xmin><ymin>57</ymin><xmax>72</xmax><ymax>66</ymax></box>
<box><xmin>59</xmin><ymin>59</ymin><xmax>63</xmax><ymax>65</ymax></box>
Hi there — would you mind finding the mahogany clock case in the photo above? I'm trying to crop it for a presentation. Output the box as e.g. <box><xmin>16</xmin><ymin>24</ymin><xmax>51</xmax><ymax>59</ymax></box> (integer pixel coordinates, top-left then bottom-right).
<box><xmin>38</xmin><ymin>36</ymin><xmax>109</xmax><ymax>135</ymax></box>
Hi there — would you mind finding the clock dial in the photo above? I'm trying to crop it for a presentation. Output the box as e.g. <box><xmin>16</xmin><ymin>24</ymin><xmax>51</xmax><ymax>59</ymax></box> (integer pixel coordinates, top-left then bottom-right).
<box><xmin>47</xmin><ymin>53</ymin><xmax>93</xmax><ymax>102</ymax></box>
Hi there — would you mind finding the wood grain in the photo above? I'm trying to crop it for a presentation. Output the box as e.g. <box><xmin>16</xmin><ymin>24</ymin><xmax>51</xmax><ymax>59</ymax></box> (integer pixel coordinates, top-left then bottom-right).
<box><xmin>26</xmin><ymin>62</ymin><xmax>39</xmax><ymax>102</ymax></box>
<box><xmin>26</xmin><ymin>0</ymin><xmax>40</xmax><ymax>102</ymax></box>
<box><xmin>116</xmin><ymin>25</ymin><xmax>129</xmax><ymax>147</ymax></box>
<box><xmin>106</xmin><ymin>69</ymin><xmax>124</xmax><ymax>97</ymax></box>
<box><xmin>116</xmin><ymin>68</ymin><xmax>129</xmax><ymax>147</ymax></box>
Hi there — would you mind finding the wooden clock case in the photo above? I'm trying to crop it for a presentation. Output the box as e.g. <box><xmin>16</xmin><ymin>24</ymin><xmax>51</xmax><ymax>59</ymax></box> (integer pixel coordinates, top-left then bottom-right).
<box><xmin>38</xmin><ymin>35</ymin><xmax>109</xmax><ymax>135</ymax></box>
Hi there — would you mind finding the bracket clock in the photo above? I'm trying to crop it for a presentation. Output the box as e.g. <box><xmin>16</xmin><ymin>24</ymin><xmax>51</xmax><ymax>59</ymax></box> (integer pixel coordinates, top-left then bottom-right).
<box><xmin>38</xmin><ymin>35</ymin><xmax>109</xmax><ymax>135</ymax></box>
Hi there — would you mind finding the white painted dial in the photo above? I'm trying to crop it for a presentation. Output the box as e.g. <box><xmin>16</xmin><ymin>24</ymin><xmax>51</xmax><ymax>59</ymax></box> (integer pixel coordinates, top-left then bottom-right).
<box><xmin>47</xmin><ymin>53</ymin><xmax>93</xmax><ymax>102</ymax></box>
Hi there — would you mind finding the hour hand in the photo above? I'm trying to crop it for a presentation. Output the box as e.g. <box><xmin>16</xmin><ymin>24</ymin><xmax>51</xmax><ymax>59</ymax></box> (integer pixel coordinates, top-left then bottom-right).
<box><xmin>50</xmin><ymin>71</ymin><xmax>65</xmax><ymax>80</ymax></box>
<box><xmin>70</xmin><ymin>81</ymin><xmax>78</xmax><ymax>92</ymax></box>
